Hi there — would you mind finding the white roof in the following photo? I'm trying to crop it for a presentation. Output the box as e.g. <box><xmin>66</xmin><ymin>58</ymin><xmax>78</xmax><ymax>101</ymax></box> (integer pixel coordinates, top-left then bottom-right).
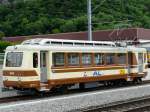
<box><xmin>139</xmin><ymin>39</ymin><xmax>150</xmax><ymax>43</ymax></box>
<box><xmin>5</xmin><ymin>38</ymin><xmax>146</xmax><ymax>53</ymax></box>
<box><xmin>21</xmin><ymin>38</ymin><xmax>116</xmax><ymax>47</ymax></box>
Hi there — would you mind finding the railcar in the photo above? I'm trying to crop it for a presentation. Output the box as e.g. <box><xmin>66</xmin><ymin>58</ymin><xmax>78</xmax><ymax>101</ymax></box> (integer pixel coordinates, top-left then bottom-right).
<box><xmin>147</xmin><ymin>52</ymin><xmax>150</xmax><ymax>67</ymax></box>
<box><xmin>2</xmin><ymin>39</ymin><xmax>148</xmax><ymax>92</ymax></box>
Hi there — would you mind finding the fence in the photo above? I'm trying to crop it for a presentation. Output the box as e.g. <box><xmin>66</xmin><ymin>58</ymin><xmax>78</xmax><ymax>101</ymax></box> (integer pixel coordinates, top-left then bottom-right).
<box><xmin>0</xmin><ymin>53</ymin><xmax>4</xmax><ymax>65</ymax></box>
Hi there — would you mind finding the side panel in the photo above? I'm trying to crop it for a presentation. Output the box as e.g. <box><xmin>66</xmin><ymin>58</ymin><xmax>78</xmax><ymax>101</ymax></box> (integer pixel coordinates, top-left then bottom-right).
<box><xmin>51</xmin><ymin>68</ymin><xmax>128</xmax><ymax>79</ymax></box>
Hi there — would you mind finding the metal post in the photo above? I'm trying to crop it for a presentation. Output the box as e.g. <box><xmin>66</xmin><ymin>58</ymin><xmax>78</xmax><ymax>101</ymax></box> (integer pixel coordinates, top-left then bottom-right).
<box><xmin>87</xmin><ymin>0</ymin><xmax>92</xmax><ymax>41</ymax></box>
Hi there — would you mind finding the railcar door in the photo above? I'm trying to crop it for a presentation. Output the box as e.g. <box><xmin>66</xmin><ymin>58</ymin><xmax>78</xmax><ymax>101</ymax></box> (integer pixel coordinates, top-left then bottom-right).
<box><xmin>40</xmin><ymin>51</ymin><xmax>48</xmax><ymax>83</ymax></box>
<box><xmin>138</xmin><ymin>53</ymin><xmax>144</xmax><ymax>73</ymax></box>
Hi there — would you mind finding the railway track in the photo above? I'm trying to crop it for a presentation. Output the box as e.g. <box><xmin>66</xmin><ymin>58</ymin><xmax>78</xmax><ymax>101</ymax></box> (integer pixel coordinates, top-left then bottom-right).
<box><xmin>0</xmin><ymin>95</ymin><xmax>37</xmax><ymax>103</ymax></box>
<box><xmin>126</xmin><ymin>105</ymin><xmax>150</xmax><ymax>112</ymax></box>
<box><xmin>81</xmin><ymin>96</ymin><xmax>150</xmax><ymax>112</ymax></box>
<box><xmin>0</xmin><ymin>80</ymin><xmax>150</xmax><ymax>104</ymax></box>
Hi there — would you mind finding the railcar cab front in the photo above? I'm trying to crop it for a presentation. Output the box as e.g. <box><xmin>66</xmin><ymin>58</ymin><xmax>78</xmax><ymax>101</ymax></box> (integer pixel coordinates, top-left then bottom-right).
<box><xmin>2</xmin><ymin>46</ymin><xmax>50</xmax><ymax>91</ymax></box>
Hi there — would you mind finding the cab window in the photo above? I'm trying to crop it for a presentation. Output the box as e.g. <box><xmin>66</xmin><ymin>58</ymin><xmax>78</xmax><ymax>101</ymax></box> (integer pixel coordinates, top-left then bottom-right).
<box><xmin>6</xmin><ymin>52</ymin><xmax>23</xmax><ymax>67</ymax></box>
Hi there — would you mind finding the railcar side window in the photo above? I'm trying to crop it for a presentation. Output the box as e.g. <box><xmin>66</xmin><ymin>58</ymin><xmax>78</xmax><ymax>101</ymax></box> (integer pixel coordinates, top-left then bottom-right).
<box><xmin>105</xmin><ymin>53</ymin><xmax>115</xmax><ymax>65</ymax></box>
<box><xmin>6</xmin><ymin>52</ymin><xmax>23</xmax><ymax>67</ymax></box>
<box><xmin>116</xmin><ymin>53</ymin><xmax>126</xmax><ymax>64</ymax></box>
<box><xmin>82</xmin><ymin>53</ymin><xmax>92</xmax><ymax>65</ymax></box>
<box><xmin>33</xmin><ymin>53</ymin><xmax>38</xmax><ymax>68</ymax></box>
<box><xmin>68</xmin><ymin>53</ymin><xmax>79</xmax><ymax>66</ymax></box>
<box><xmin>53</xmin><ymin>53</ymin><xmax>65</xmax><ymax>66</ymax></box>
<box><xmin>94</xmin><ymin>53</ymin><xmax>105</xmax><ymax>65</ymax></box>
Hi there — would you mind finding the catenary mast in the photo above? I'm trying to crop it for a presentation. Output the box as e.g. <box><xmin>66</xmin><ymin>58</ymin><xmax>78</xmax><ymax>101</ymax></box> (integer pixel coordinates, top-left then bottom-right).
<box><xmin>87</xmin><ymin>0</ymin><xmax>92</xmax><ymax>41</ymax></box>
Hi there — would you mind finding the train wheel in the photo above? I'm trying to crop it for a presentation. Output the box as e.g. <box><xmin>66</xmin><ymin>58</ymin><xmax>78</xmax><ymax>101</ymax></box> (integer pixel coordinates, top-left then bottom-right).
<box><xmin>132</xmin><ymin>78</ymin><xmax>137</xmax><ymax>84</ymax></box>
<box><xmin>103</xmin><ymin>81</ymin><xmax>109</xmax><ymax>86</ymax></box>
<box><xmin>79</xmin><ymin>83</ymin><xmax>85</xmax><ymax>89</ymax></box>
<box><xmin>133</xmin><ymin>78</ymin><xmax>142</xmax><ymax>84</ymax></box>
<box><xmin>111</xmin><ymin>80</ymin><xmax>118</xmax><ymax>86</ymax></box>
<box><xmin>121</xmin><ymin>79</ymin><xmax>127</xmax><ymax>86</ymax></box>
<box><xmin>109</xmin><ymin>81</ymin><xmax>114</xmax><ymax>86</ymax></box>
<box><xmin>59</xmin><ymin>86</ymin><xmax>68</xmax><ymax>94</ymax></box>
<box><xmin>104</xmin><ymin>81</ymin><xmax>113</xmax><ymax>87</ymax></box>
<box><xmin>137</xmin><ymin>78</ymin><xmax>142</xmax><ymax>84</ymax></box>
<box><xmin>52</xmin><ymin>86</ymin><xmax>68</xmax><ymax>94</ymax></box>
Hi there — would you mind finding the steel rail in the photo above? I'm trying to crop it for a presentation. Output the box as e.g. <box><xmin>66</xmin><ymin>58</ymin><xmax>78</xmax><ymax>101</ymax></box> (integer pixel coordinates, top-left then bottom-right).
<box><xmin>81</xmin><ymin>92</ymin><xmax>150</xmax><ymax>112</ymax></box>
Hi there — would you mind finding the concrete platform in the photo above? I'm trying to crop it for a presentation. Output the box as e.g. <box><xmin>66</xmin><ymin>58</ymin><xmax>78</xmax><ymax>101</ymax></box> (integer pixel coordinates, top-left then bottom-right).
<box><xmin>1</xmin><ymin>84</ymin><xmax>150</xmax><ymax>112</ymax></box>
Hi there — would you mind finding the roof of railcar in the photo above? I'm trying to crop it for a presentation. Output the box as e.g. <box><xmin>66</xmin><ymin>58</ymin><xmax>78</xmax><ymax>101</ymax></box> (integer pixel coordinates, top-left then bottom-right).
<box><xmin>5</xmin><ymin>45</ymin><xmax>146</xmax><ymax>53</ymax></box>
<box><xmin>5</xmin><ymin>38</ymin><xmax>146</xmax><ymax>52</ymax></box>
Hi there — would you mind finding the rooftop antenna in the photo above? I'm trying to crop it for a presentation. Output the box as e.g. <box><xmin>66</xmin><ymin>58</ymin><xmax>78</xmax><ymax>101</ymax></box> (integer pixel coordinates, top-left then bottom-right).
<box><xmin>87</xmin><ymin>0</ymin><xmax>92</xmax><ymax>41</ymax></box>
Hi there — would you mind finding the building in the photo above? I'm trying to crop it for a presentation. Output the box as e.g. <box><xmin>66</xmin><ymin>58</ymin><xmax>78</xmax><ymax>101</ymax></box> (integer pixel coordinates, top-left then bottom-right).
<box><xmin>3</xmin><ymin>28</ymin><xmax>150</xmax><ymax>43</ymax></box>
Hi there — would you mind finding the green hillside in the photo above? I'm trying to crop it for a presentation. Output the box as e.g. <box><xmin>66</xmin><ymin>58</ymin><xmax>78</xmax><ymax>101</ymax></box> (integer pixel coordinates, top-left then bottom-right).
<box><xmin>0</xmin><ymin>0</ymin><xmax>149</xmax><ymax>36</ymax></box>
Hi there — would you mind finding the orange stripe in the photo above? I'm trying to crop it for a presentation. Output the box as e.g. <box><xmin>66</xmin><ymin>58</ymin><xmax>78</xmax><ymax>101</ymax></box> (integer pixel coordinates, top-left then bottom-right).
<box><xmin>3</xmin><ymin>70</ymin><xmax>38</xmax><ymax>76</ymax></box>
<box><xmin>3</xmin><ymin>81</ymin><xmax>40</xmax><ymax>88</ymax></box>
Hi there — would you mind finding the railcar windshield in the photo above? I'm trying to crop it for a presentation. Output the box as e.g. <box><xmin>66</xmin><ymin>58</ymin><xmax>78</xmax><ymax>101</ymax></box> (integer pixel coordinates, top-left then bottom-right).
<box><xmin>6</xmin><ymin>52</ymin><xmax>23</xmax><ymax>67</ymax></box>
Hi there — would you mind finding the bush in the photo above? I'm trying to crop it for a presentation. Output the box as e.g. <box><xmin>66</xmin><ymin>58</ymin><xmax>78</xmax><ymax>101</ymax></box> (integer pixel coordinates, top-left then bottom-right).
<box><xmin>0</xmin><ymin>41</ymin><xmax>12</xmax><ymax>53</ymax></box>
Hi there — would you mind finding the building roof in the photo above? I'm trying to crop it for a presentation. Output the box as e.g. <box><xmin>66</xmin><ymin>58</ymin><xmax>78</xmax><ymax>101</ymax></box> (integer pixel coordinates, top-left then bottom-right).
<box><xmin>3</xmin><ymin>28</ymin><xmax>150</xmax><ymax>43</ymax></box>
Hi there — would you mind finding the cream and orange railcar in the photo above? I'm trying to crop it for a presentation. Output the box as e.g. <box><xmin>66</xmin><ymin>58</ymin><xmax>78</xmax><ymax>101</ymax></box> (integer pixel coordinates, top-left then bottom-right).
<box><xmin>147</xmin><ymin>52</ymin><xmax>150</xmax><ymax>67</ymax></box>
<box><xmin>2</xmin><ymin>39</ymin><xmax>148</xmax><ymax>92</ymax></box>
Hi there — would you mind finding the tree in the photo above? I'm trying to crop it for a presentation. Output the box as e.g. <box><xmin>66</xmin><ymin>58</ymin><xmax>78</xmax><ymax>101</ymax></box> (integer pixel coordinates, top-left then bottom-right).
<box><xmin>0</xmin><ymin>31</ymin><xmax>5</xmax><ymax>40</ymax></box>
<box><xmin>61</xmin><ymin>20</ymin><xmax>77</xmax><ymax>32</ymax></box>
<box><xmin>0</xmin><ymin>41</ymin><xmax>12</xmax><ymax>52</ymax></box>
<box><xmin>0</xmin><ymin>0</ymin><xmax>150</xmax><ymax>36</ymax></box>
